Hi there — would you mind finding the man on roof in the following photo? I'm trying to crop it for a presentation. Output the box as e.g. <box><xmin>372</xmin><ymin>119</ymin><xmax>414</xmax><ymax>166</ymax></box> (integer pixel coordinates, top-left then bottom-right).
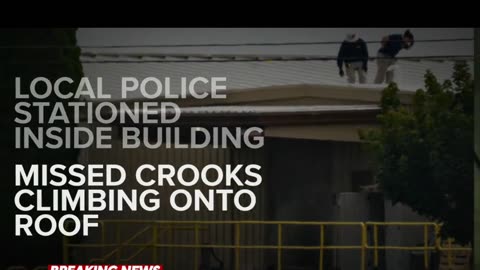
<box><xmin>374</xmin><ymin>29</ymin><xmax>415</xmax><ymax>84</ymax></box>
<box><xmin>337</xmin><ymin>33</ymin><xmax>369</xmax><ymax>84</ymax></box>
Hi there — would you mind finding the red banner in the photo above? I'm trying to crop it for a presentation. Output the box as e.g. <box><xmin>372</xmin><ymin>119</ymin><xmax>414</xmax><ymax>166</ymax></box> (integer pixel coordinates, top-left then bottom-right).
<box><xmin>48</xmin><ymin>265</ymin><xmax>163</xmax><ymax>270</ymax></box>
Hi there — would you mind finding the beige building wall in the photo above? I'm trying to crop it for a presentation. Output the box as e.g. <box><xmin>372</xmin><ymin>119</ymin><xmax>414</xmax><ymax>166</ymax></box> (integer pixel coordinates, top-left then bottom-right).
<box><xmin>77</xmin><ymin>140</ymin><xmax>267</xmax><ymax>269</ymax></box>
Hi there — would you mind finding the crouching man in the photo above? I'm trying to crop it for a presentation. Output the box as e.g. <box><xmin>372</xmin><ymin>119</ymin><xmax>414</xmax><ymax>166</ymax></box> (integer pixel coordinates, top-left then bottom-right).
<box><xmin>374</xmin><ymin>29</ymin><xmax>415</xmax><ymax>84</ymax></box>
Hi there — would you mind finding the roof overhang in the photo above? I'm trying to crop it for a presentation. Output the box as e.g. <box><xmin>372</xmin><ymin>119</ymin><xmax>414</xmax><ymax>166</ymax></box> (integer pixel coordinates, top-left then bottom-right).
<box><xmin>114</xmin><ymin>104</ymin><xmax>381</xmax><ymax>127</ymax></box>
<box><xmin>100</xmin><ymin>83</ymin><xmax>415</xmax><ymax>107</ymax></box>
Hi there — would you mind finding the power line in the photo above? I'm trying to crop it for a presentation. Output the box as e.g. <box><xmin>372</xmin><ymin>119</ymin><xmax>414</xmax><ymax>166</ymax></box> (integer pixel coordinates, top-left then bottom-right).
<box><xmin>78</xmin><ymin>55</ymin><xmax>474</xmax><ymax>64</ymax></box>
<box><xmin>0</xmin><ymin>38</ymin><xmax>473</xmax><ymax>49</ymax></box>
<box><xmin>80</xmin><ymin>38</ymin><xmax>474</xmax><ymax>48</ymax></box>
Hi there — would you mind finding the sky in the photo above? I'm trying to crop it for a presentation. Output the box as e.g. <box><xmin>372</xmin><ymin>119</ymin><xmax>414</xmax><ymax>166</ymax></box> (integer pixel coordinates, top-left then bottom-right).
<box><xmin>77</xmin><ymin>28</ymin><xmax>474</xmax><ymax>57</ymax></box>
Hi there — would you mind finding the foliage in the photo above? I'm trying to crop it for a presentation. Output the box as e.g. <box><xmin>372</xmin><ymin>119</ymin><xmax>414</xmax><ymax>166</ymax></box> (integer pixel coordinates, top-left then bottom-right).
<box><xmin>360</xmin><ymin>62</ymin><xmax>473</xmax><ymax>244</ymax></box>
<box><xmin>1</xmin><ymin>28</ymin><xmax>83</xmax><ymax>268</ymax></box>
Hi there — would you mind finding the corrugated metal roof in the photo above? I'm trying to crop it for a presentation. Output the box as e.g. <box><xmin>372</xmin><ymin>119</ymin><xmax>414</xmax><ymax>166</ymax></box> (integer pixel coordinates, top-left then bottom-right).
<box><xmin>82</xmin><ymin>57</ymin><xmax>474</xmax><ymax>100</ymax></box>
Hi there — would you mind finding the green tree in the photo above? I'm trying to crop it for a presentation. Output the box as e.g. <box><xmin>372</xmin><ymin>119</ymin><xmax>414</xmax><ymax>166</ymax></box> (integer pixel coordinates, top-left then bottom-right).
<box><xmin>1</xmin><ymin>28</ymin><xmax>83</xmax><ymax>268</ymax></box>
<box><xmin>360</xmin><ymin>62</ymin><xmax>474</xmax><ymax>244</ymax></box>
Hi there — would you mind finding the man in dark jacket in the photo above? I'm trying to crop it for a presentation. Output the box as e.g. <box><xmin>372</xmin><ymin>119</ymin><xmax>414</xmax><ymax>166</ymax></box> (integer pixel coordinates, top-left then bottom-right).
<box><xmin>374</xmin><ymin>29</ymin><xmax>415</xmax><ymax>84</ymax></box>
<box><xmin>337</xmin><ymin>33</ymin><xmax>369</xmax><ymax>84</ymax></box>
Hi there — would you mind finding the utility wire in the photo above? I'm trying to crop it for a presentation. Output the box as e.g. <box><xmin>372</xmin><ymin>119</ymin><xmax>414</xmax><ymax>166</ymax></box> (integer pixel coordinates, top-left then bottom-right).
<box><xmin>77</xmin><ymin>55</ymin><xmax>474</xmax><ymax>64</ymax></box>
<box><xmin>80</xmin><ymin>38</ymin><xmax>474</xmax><ymax>48</ymax></box>
<box><xmin>7</xmin><ymin>55</ymin><xmax>473</xmax><ymax>64</ymax></box>
<box><xmin>0</xmin><ymin>38</ymin><xmax>473</xmax><ymax>49</ymax></box>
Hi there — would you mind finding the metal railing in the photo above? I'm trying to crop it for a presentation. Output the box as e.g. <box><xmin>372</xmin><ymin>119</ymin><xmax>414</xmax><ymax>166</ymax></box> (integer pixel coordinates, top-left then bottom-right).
<box><xmin>366</xmin><ymin>222</ymin><xmax>439</xmax><ymax>269</ymax></box>
<box><xmin>63</xmin><ymin>220</ymin><xmax>472</xmax><ymax>270</ymax></box>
